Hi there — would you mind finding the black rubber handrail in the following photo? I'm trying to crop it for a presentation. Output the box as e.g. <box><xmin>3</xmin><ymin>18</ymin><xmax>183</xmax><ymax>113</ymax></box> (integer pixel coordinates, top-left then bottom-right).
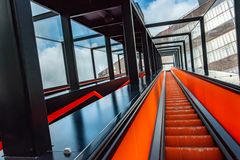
<box><xmin>171</xmin><ymin>70</ymin><xmax>240</xmax><ymax>160</ymax></box>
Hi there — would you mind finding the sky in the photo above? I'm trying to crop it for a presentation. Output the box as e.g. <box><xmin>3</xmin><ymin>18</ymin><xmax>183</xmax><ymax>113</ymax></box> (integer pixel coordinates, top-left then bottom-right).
<box><xmin>31</xmin><ymin>0</ymin><xmax>199</xmax><ymax>89</ymax></box>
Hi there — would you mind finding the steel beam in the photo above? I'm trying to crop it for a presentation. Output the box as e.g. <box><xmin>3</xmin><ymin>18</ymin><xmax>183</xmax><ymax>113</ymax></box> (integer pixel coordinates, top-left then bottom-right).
<box><xmin>61</xmin><ymin>16</ymin><xmax>79</xmax><ymax>90</ymax></box>
<box><xmin>122</xmin><ymin>1</ymin><xmax>139</xmax><ymax>84</ymax></box>
<box><xmin>105</xmin><ymin>36</ymin><xmax>115</xmax><ymax>80</ymax></box>
<box><xmin>91</xmin><ymin>49</ymin><xmax>97</xmax><ymax>79</ymax></box>
<box><xmin>200</xmin><ymin>18</ymin><xmax>209</xmax><ymax>75</ymax></box>
<box><xmin>141</xmin><ymin>31</ymin><xmax>152</xmax><ymax>77</ymax></box>
<box><xmin>74</xmin><ymin>34</ymin><xmax>102</xmax><ymax>42</ymax></box>
<box><xmin>33</xmin><ymin>11</ymin><xmax>58</xmax><ymax>22</ymax></box>
<box><xmin>183</xmin><ymin>41</ymin><xmax>188</xmax><ymax>71</ymax></box>
<box><xmin>188</xmin><ymin>33</ymin><xmax>195</xmax><ymax>72</ymax></box>
<box><xmin>146</xmin><ymin>17</ymin><xmax>202</xmax><ymax>28</ymax></box>
<box><xmin>234</xmin><ymin>0</ymin><xmax>240</xmax><ymax>77</ymax></box>
<box><xmin>118</xmin><ymin>54</ymin><xmax>122</xmax><ymax>74</ymax></box>
<box><xmin>152</xmin><ymin>32</ymin><xmax>190</xmax><ymax>39</ymax></box>
<box><xmin>0</xmin><ymin>0</ymin><xmax>51</xmax><ymax>156</ymax></box>
<box><xmin>139</xmin><ymin>52</ymin><xmax>143</xmax><ymax>71</ymax></box>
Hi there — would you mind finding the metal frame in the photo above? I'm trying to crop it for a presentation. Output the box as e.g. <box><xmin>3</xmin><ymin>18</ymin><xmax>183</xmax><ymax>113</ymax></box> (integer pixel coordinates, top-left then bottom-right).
<box><xmin>61</xmin><ymin>16</ymin><xmax>79</xmax><ymax>90</ymax></box>
<box><xmin>234</xmin><ymin>0</ymin><xmax>240</xmax><ymax>77</ymax></box>
<box><xmin>0</xmin><ymin>0</ymin><xmax>51</xmax><ymax>156</ymax></box>
<box><xmin>154</xmin><ymin>34</ymin><xmax>194</xmax><ymax>71</ymax></box>
<box><xmin>148</xmin><ymin>16</ymin><xmax>209</xmax><ymax>73</ymax></box>
<box><xmin>105</xmin><ymin>36</ymin><xmax>115</xmax><ymax>80</ymax></box>
<box><xmin>157</xmin><ymin>45</ymin><xmax>184</xmax><ymax>69</ymax></box>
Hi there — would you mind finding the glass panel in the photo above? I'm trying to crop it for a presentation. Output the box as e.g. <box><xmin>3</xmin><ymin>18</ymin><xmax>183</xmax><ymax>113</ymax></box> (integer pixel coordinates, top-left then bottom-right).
<box><xmin>94</xmin><ymin>50</ymin><xmax>109</xmax><ymax>78</ymax></box>
<box><xmin>112</xmin><ymin>54</ymin><xmax>120</xmax><ymax>76</ymax></box>
<box><xmin>36</xmin><ymin>38</ymin><xmax>67</xmax><ymax>89</ymax></box>
<box><xmin>31</xmin><ymin>1</ymin><xmax>50</xmax><ymax>16</ymax></box>
<box><xmin>71</xmin><ymin>20</ymin><xmax>97</xmax><ymax>39</ymax></box>
<box><xmin>119</xmin><ymin>54</ymin><xmax>126</xmax><ymax>74</ymax></box>
<box><xmin>74</xmin><ymin>46</ymin><xmax>94</xmax><ymax>82</ymax></box>
<box><xmin>34</xmin><ymin>15</ymin><xmax>63</xmax><ymax>41</ymax></box>
<box><xmin>192</xmin><ymin>23</ymin><xmax>204</xmax><ymax>73</ymax></box>
<box><xmin>204</xmin><ymin>0</ymin><xmax>239</xmax><ymax>85</ymax></box>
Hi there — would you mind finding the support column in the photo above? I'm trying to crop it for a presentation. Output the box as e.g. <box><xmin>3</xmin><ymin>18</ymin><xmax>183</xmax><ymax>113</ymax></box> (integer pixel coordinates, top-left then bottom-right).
<box><xmin>61</xmin><ymin>16</ymin><xmax>79</xmax><ymax>90</ymax></box>
<box><xmin>122</xmin><ymin>44</ymin><xmax>129</xmax><ymax>75</ymax></box>
<box><xmin>0</xmin><ymin>0</ymin><xmax>51</xmax><ymax>157</ymax></box>
<box><xmin>118</xmin><ymin>54</ymin><xmax>122</xmax><ymax>74</ymax></box>
<box><xmin>91</xmin><ymin>49</ymin><xmax>97</xmax><ymax>79</ymax></box>
<box><xmin>139</xmin><ymin>52</ymin><xmax>143</xmax><ymax>72</ymax></box>
<box><xmin>179</xmin><ymin>45</ymin><xmax>184</xmax><ymax>69</ymax></box>
<box><xmin>105</xmin><ymin>36</ymin><xmax>115</xmax><ymax>80</ymax></box>
<box><xmin>141</xmin><ymin>31</ymin><xmax>151</xmax><ymax>77</ymax></box>
<box><xmin>234</xmin><ymin>0</ymin><xmax>240</xmax><ymax>77</ymax></box>
<box><xmin>122</xmin><ymin>1</ymin><xmax>139</xmax><ymax>84</ymax></box>
<box><xmin>183</xmin><ymin>41</ymin><xmax>188</xmax><ymax>71</ymax></box>
<box><xmin>188</xmin><ymin>33</ymin><xmax>195</xmax><ymax>72</ymax></box>
<box><xmin>200</xmin><ymin>18</ymin><xmax>209</xmax><ymax>75</ymax></box>
<box><xmin>148</xmin><ymin>37</ymin><xmax>156</xmax><ymax>75</ymax></box>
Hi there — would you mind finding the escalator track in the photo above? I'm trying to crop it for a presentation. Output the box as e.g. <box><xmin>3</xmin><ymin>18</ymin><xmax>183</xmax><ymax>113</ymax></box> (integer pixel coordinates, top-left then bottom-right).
<box><xmin>165</xmin><ymin>72</ymin><xmax>225</xmax><ymax>160</ymax></box>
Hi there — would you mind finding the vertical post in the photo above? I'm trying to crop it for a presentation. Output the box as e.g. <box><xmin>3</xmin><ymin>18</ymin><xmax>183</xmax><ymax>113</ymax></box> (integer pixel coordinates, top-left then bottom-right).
<box><xmin>118</xmin><ymin>54</ymin><xmax>122</xmax><ymax>74</ymax></box>
<box><xmin>200</xmin><ymin>18</ymin><xmax>209</xmax><ymax>75</ymax></box>
<box><xmin>61</xmin><ymin>16</ymin><xmax>79</xmax><ymax>90</ymax></box>
<box><xmin>141</xmin><ymin>31</ymin><xmax>151</xmax><ymax>77</ymax></box>
<box><xmin>176</xmin><ymin>49</ymin><xmax>180</xmax><ymax>68</ymax></box>
<box><xmin>234</xmin><ymin>0</ymin><xmax>240</xmax><ymax>77</ymax></box>
<box><xmin>188</xmin><ymin>33</ymin><xmax>195</xmax><ymax>72</ymax></box>
<box><xmin>0</xmin><ymin>0</ymin><xmax>51</xmax><ymax>157</ymax></box>
<box><xmin>139</xmin><ymin>52</ymin><xmax>143</xmax><ymax>71</ymax></box>
<box><xmin>122</xmin><ymin>1</ymin><xmax>139</xmax><ymax>84</ymax></box>
<box><xmin>122</xmin><ymin>44</ymin><xmax>129</xmax><ymax>75</ymax></box>
<box><xmin>179</xmin><ymin>45</ymin><xmax>184</xmax><ymax>69</ymax></box>
<box><xmin>105</xmin><ymin>36</ymin><xmax>115</xmax><ymax>80</ymax></box>
<box><xmin>183</xmin><ymin>41</ymin><xmax>188</xmax><ymax>71</ymax></box>
<box><xmin>91</xmin><ymin>49</ymin><xmax>97</xmax><ymax>79</ymax></box>
<box><xmin>148</xmin><ymin>37</ymin><xmax>156</xmax><ymax>75</ymax></box>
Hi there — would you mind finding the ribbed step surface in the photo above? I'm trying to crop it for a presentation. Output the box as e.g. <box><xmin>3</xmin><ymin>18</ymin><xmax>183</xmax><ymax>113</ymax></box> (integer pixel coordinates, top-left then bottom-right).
<box><xmin>164</xmin><ymin>72</ymin><xmax>224</xmax><ymax>160</ymax></box>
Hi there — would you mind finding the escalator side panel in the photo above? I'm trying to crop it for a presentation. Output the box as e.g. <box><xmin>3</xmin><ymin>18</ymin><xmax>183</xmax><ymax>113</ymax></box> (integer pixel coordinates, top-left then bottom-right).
<box><xmin>112</xmin><ymin>72</ymin><xmax>164</xmax><ymax>160</ymax></box>
<box><xmin>172</xmin><ymin>67</ymin><xmax>240</xmax><ymax>144</ymax></box>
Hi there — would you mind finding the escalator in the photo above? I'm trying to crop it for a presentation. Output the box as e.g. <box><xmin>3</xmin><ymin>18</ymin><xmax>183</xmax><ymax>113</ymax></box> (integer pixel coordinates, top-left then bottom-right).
<box><xmin>165</xmin><ymin>72</ymin><xmax>224</xmax><ymax>160</ymax></box>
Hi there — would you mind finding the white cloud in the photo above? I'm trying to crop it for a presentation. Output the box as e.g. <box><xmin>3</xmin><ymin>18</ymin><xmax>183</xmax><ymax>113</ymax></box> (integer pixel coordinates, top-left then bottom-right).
<box><xmin>38</xmin><ymin>43</ymin><xmax>67</xmax><ymax>89</ymax></box>
<box><xmin>142</xmin><ymin>0</ymin><xmax>199</xmax><ymax>36</ymax></box>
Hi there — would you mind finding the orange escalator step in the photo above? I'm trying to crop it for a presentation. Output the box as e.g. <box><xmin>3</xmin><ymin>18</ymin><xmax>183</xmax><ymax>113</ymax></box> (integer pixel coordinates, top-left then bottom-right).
<box><xmin>166</xmin><ymin>106</ymin><xmax>192</xmax><ymax>110</ymax></box>
<box><xmin>165</xmin><ymin>147</ymin><xmax>224</xmax><ymax>160</ymax></box>
<box><xmin>166</xmin><ymin>126</ymin><xmax>208</xmax><ymax>135</ymax></box>
<box><xmin>166</xmin><ymin>119</ymin><xmax>202</xmax><ymax>127</ymax></box>
<box><xmin>166</xmin><ymin>109</ymin><xmax>195</xmax><ymax>115</ymax></box>
<box><xmin>166</xmin><ymin>114</ymin><xmax>198</xmax><ymax>120</ymax></box>
<box><xmin>165</xmin><ymin>135</ymin><xmax>215</xmax><ymax>147</ymax></box>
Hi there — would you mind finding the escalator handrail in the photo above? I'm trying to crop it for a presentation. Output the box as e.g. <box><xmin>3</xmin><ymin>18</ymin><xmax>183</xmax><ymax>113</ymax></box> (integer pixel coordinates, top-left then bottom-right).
<box><xmin>86</xmin><ymin>71</ymin><xmax>163</xmax><ymax>160</ymax></box>
<box><xmin>149</xmin><ymin>71</ymin><xmax>166</xmax><ymax>160</ymax></box>
<box><xmin>171</xmin><ymin>70</ymin><xmax>240</xmax><ymax>160</ymax></box>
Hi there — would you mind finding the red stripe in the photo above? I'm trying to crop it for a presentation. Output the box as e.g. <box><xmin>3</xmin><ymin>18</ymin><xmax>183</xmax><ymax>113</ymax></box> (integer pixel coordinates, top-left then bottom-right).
<box><xmin>47</xmin><ymin>91</ymin><xmax>103</xmax><ymax>123</ymax></box>
<box><xmin>117</xmin><ymin>80</ymin><xmax>130</xmax><ymax>90</ymax></box>
<box><xmin>0</xmin><ymin>141</ymin><xmax>2</xmax><ymax>150</ymax></box>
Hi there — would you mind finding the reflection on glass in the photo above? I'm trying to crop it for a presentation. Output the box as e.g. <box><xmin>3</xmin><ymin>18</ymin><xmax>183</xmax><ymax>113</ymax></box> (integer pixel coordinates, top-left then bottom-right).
<box><xmin>31</xmin><ymin>1</ymin><xmax>50</xmax><ymax>16</ymax></box>
<box><xmin>204</xmin><ymin>0</ymin><xmax>239</xmax><ymax>82</ymax></box>
<box><xmin>74</xmin><ymin>46</ymin><xmax>94</xmax><ymax>82</ymax></box>
<box><xmin>34</xmin><ymin>16</ymin><xmax>63</xmax><ymax>41</ymax></box>
<box><xmin>36</xmin><ymin>38</ymin><xmax>67</xmax><ymax>89</ymax></box>
<box><xmin>71</xmin><ymin>20</ymin><xmax>97</xmax><ymax>39</ymax></box>
<box><xmin>94</xmin><ymin>50</ymin><xmax>109</xmax><ymax>78</ymax></box>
